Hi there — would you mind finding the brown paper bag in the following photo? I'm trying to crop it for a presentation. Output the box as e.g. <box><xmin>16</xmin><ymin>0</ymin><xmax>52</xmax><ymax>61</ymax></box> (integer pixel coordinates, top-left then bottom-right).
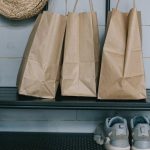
<box><xmin>17</xmin><ymin>11</ymin><xmax>66</xmax><ymax>99</ymax></box>
<box><xmin>61</xmin><ymin>0</ymin><xmax>100</xmax><ymax>97</ymax></box>
<box><xmin>98</xmin><ymin>0</ymin><xmax>146</xmax><ymax>100</ymax></box>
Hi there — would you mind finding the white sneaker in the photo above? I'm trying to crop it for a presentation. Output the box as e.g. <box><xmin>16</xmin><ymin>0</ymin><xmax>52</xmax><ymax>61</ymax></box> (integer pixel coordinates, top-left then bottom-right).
<box><xmin>131</xmin><ymin>116</ymin><xmax>150</xmax><ymax>150</ymax></box>
<box><xmin>94</xmin><ymin>116</ymin><xmax>130</xmax><ymax>150</ymax></box>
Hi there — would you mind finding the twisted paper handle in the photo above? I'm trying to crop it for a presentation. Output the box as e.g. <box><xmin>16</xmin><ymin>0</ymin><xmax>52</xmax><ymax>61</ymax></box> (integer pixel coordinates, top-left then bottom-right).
<box><xmin>116</xmin><ymin>0</ymin><xmax>136</xmax><ymax>10</ymax></box>
<box><xmin>73</xmin><ymin>0</ymin><xmax>94</xmax><ymax>12</ymax></box>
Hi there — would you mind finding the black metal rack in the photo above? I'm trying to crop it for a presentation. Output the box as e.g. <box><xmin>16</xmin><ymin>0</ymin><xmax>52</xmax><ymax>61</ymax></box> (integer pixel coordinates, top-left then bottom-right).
<box><xmin>106</xmin><ymin>0</ymin><xmax>110</xmax><ymax>24</ymax></box>
<box><xmin>0</xmin><ymin>87</ymin><xmax>149</xmax><ymax>110</ymax></box>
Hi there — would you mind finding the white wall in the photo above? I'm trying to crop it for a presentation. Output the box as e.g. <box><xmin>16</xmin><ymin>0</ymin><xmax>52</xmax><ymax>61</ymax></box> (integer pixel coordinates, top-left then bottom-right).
<box><xmin>0</xmin><ymin>109</ymin><xmax>150</xmax><ymax>133</ymax></box>
<box><xmin>0</xmin><ymin>19</ymin><xmax>34</xmax><ymax>87</ymax></box>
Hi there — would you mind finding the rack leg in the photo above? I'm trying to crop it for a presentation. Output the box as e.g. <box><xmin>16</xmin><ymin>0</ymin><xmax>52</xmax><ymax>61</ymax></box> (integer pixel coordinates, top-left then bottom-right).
<box><xmin>106</xmin><ymin>0</ymin><xmax>110</xmax><ymax>24</ymax></box>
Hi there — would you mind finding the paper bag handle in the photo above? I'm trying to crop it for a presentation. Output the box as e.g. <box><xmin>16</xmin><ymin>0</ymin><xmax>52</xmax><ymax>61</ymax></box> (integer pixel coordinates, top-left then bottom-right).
<box><xmin>49</xmin><ymin>0</ymin><xmax>54</xmax><ymax>11</ymax></box>
<box><xmin>116</xmin><ymin>0</ymin><xmax>136</xmax><ymax>10</ymax></box>
<box><xmin>73</xmin><ymin>0</ymin><xmax>94</xmax><ymax>12</ymax></box>
<box><xmin>49</xmin><ymin>0</ymin><xmax>68</xmax><ymax>15</ymax></box>
<box><xmin>65</xmin><ymin>0</ymin><xmax>68</xmax><ymax>14</ymax></box>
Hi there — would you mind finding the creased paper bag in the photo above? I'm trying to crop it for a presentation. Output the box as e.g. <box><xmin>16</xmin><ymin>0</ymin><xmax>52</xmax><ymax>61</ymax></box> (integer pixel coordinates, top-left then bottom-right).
<box><xmin>61</xmin><ymin>0</ymin><xmax>100</xmax><ymax>97</ymax></box>
<box><xmin>98</xmin><ymin>1</ymin><xmax>146</xmax><ymax>100</ymax></box>
<box><xmin>17</xmin><ymin>12</ymin><xmax>66</xmax><ymax>99</ymax></box>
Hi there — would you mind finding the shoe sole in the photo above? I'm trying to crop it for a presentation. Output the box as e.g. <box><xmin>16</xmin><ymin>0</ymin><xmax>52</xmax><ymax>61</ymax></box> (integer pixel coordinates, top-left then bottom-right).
<box><xmin>94</xmin><ymin>135</ymin><xmax>104</xmax><ymax>145</ymax></box>
<box><xmin>105</xmin><ymin>143</ymin><xmax>130</xmax><ymax>150</ymax></box>
<box><xmin>132</xmin><ymin>146</ymin><xmax>150</xmax><ymax>150</ymax></box>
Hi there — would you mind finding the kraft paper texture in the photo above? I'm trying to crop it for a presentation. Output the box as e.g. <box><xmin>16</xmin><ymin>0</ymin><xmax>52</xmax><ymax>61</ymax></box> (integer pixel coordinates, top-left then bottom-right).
<box><xmin>98</xmin><ymin>8</ymin><xmax>146</xmax><ymax>100</ymax></box>
<box><xmin>17</xmin><ymin>12</ymin><xmax>66</xmax><ymax>99</ymax></box>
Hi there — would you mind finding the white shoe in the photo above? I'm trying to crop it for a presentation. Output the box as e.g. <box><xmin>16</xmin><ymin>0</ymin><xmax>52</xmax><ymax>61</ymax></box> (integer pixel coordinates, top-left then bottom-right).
<box><xmin>131</xmin><ymin>116</ymin><xmax>150</xmax><ymax>150</ymax></box>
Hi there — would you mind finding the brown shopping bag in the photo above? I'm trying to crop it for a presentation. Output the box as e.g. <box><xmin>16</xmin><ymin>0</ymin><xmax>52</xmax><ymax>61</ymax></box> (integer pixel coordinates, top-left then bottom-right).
<box><xmin>61</xmin><ymin>0</ymin><xmax>100</xmax><ymax>97</ymax></box>
<box><xmin>17</xmin><ymin>11</ymin><xmax>66</xmax><ymax>99</ymax></box>
<box><xmin>98</xmin><ymin>0</ymin><xmax>146</xmax><ymax>100</ymax></box>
